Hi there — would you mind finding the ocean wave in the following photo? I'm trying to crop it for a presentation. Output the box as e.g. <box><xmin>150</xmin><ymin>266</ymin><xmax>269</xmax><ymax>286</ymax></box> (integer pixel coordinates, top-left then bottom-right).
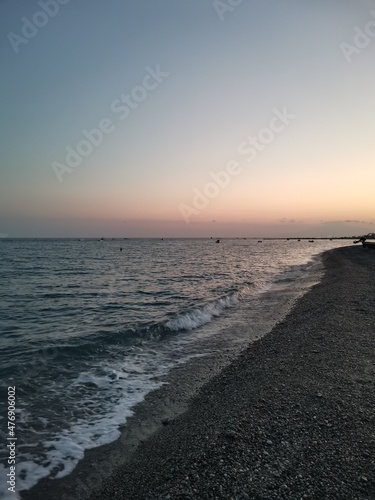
<box><xmin>6</xmin><ymin>355</ymin><xmax>171</xmax><ymax>494</ymax></box>
<box><xmin>271</xmin><ymin>259</ymin><xmax>318</xmax><ymax>284</ymax></box>
<box><xmin>165</xmin><ymin>289</ymin><xmax>248</xmax><ymax>331</ymax></box>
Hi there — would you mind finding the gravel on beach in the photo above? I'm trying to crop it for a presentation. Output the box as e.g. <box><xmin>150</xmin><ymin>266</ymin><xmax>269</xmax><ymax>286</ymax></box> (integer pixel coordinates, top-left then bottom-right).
<box><xmin>87</xmin><ymin>246</ymin><xmax>375</xmax><ymax>500</ymax></box>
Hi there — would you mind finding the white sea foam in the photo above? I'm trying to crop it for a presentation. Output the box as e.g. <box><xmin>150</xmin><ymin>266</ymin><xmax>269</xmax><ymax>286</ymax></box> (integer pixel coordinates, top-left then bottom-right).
<box><xmin>8</xmin><ymin>351</ymin><xmax>173</xmax><ymax>494</ymax></box>
<box><xmin>165</xmin><ymin>293</ymin><xmax>243</xmax><ymax>331</ymax></box>
<box><xmin>2</xmin><ymin>347</ymin><xmax>214</xmax><ymax>497</ymax></box>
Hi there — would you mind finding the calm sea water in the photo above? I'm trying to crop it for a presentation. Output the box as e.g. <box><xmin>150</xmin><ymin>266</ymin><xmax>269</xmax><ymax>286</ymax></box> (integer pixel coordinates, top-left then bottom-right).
<box><xmin>0</xmin><ymin>238</ymin><xmax>348</xmax><ymax>496</ymax></box>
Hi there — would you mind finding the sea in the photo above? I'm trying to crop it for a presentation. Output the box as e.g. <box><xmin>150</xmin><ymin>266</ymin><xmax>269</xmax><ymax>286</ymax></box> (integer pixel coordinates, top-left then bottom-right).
<box><xmin>0</xmin><ymin>238</ymin><xmax>349</xmax><ymax>498</ymax></box>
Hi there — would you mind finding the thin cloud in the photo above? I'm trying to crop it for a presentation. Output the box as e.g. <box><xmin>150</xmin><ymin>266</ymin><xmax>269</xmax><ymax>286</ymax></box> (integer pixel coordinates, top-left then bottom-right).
<box><xmin>279</xmin><ymin>218</ymin><xmax>301</xmax><ymax>224</ymax></box>
<box><xmin>321</xmin><ymin>220</ymin><xmax>371</xmax><ymax>226</ymax></box>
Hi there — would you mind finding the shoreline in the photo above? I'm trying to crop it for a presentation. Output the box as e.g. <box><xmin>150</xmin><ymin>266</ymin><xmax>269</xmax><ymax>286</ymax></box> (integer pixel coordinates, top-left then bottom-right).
<box><xmin>22</xmin><ymin>245</ymin><xmax>375</xmax><ymax>499</ymax></box>
<box><xmin>20</xmin><ymin>257</ymin><xmax>321</xmax><ymax>499</ymax></box>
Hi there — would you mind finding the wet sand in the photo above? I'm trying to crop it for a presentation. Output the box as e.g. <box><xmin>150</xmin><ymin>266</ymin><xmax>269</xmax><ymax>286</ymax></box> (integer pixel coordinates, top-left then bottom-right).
<box><xmin>23</xmin><ymin>246</ymin><xmax>375</xmax><ymax>499</ymax></box>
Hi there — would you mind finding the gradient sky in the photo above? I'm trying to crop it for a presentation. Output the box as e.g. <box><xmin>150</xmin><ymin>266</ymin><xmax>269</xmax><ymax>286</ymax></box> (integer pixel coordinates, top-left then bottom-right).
<box><xmin>1</xmin><ymin>0</ymin><xmax>374</xmax><ymax>237</ymax></box>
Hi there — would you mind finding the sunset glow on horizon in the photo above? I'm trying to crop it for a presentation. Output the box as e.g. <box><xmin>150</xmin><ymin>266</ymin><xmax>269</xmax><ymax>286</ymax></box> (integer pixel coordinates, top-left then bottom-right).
<box><xmin>1</xmin><ymin>0</ymin><xmax>374</xmax><ymax>238</ymax></box>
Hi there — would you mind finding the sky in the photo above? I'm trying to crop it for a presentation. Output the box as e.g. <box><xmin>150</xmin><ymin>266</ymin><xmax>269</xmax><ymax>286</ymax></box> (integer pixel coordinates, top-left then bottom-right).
<box><xmin>0</xmin><ymin>0</ymin><xmax>374</xmax><ymax>238</ymax></box>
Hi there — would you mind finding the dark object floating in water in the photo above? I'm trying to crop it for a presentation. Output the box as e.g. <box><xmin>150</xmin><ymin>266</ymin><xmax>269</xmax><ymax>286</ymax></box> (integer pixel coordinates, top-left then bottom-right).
<box><xmin>216</xmin><ymin>239</ymin><xmax>221</xmax><ymax>243</ymax></box>
<box><xmin>120</xmin><ymin>248</ymin><xmax>122</xmax><ymax>251</ymax></box>
<box><xmin>309</xmin><ymin>240</ymin><xmax>315</xmax><ymax>243</ymax></box>
<box><xmin>257</xmin><ymin>240</ymin><xmax>262</xmax><ymax>243</ymax></box>
<box><xmin>298</xmin><ymin>239</ymin><xmax>301</xmax><ymax>241</ymax></box>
